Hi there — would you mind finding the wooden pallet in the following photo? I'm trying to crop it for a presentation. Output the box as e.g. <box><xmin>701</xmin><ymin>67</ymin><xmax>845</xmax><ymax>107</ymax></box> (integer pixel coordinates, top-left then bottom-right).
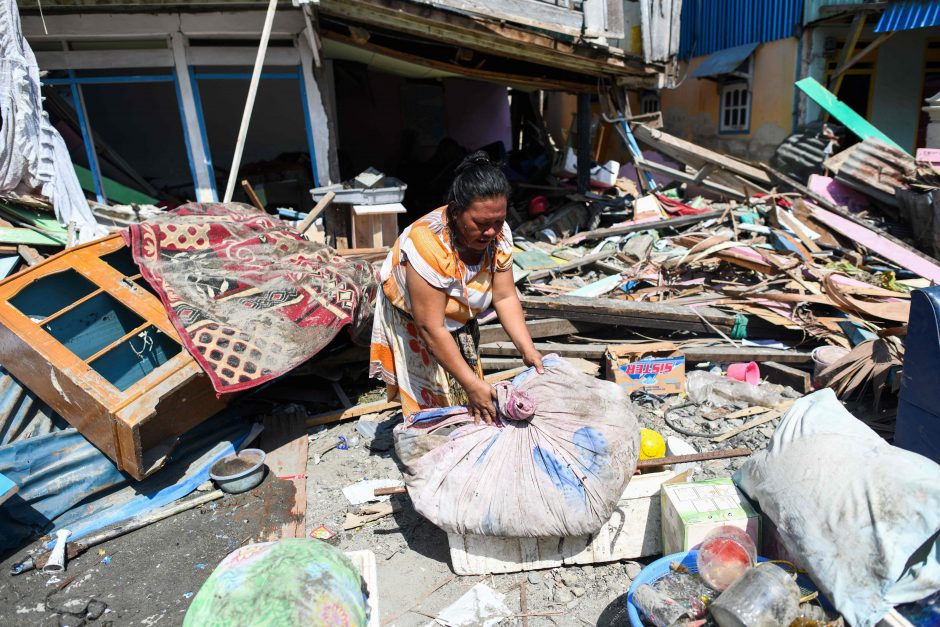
<box><xmin>447</xmin><ymin>469</ymin><xmax>685</xmax><ymax>575</ymax></box>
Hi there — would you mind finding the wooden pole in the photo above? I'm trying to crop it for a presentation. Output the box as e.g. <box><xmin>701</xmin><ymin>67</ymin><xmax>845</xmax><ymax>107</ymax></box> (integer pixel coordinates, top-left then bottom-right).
<box><xmin>241</xmin><ymin>180</ymin><xmax>267</xmax><ymax>212</ymax></box>
<box><xmin>223</xmin><ymin>0</ymin><xmax>279</xmax><ymax>203</ymax></box>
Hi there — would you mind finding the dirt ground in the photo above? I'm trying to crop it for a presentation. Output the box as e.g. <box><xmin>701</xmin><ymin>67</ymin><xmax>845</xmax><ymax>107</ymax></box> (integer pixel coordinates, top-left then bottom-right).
<box><xmin>1</xmin><ymin>368</ymin><xmax>848</xmax><ymax>627</ymax></box>
<box><xmin>0</xmin><ymin>412</ymin><xmax>647</xmax><ymax>627</ymax></box>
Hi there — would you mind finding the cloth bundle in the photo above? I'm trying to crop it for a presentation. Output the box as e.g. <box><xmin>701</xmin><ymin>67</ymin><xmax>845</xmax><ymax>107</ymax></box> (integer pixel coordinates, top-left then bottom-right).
<box><xmin>394</xmin><ymin>355</ymin><xmax>640</xmax><ymax>537</ymax></box>
<box><xmin>734</xmin><ymin>389</ymin><xmax>940</xmax><ymax>627</ymax></box>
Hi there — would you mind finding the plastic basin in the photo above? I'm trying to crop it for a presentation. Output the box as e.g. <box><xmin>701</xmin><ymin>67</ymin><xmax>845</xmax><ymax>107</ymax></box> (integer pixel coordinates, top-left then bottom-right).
<box><xmin>626</xmin><ymin>551</ymin><xmax>825</xmax><ymax>627</ymax></box>
<box><xmin>209</xmin><ymin>448</ymin><xmax>266</xmax><ymax>494</ymax></box>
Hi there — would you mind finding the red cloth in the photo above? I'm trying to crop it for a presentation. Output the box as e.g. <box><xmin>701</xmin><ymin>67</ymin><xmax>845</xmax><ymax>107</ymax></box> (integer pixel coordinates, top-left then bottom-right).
<box><xmin>123</xmin><ymin>203</ymin><xmax>378</xmax><ymax>394</ymax></box>
<box><xmin>655</xmin><ymin>194</ymin><xmax>713</xmax><ymax>215</ymax></box>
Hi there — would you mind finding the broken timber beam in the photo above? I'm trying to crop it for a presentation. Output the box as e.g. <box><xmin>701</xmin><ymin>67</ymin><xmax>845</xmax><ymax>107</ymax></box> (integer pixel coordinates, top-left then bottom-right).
<box><xmin>763</xmin><ymin>164</ymin><xmax>940</xmax><ymax>275</ymax></box>
<box><xmin>480</xmin><ymin>341</ymin><xmax>813</xmax><ymax>365</ymax></box>
<box><xmin>562</xmin><ymin>209</ymin><xmax>724</xmax><ymax>245</ymax></box>
<box><xmin>634</xmin><ymin>159</ymin><xmax>747</xmax><ymax>199</ymax></box>
<box><xmin>480</xmin><ymin>318</ymin><xmax>598</xmax><ymax>344</ymax></box>
<box><xmin>632</xmin><ymin>125</ymin><xmax>772</xmax><ymax>186</ymax></box>
<box><xmin>522</xmin><ymin>295</ymin><xmax>735</xmax><ymax>333</ymax></box>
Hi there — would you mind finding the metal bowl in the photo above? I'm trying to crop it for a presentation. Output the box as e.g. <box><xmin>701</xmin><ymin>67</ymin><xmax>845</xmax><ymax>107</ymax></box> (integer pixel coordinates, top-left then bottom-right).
<box><xmin>209</xmin><ymin>448</ymin><xmax>267</xmax><ymax>494</ymax></box>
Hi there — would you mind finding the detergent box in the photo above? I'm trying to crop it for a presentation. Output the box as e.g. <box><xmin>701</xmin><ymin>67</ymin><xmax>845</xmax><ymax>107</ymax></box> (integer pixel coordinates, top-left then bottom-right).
<box><xmin>605</xmin><ymin>342</ymin><xmax>685</xmax><ymax>395</ymax></box>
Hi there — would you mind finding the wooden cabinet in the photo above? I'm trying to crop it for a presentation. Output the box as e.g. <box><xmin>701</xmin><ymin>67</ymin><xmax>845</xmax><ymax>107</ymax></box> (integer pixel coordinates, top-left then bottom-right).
<box><xmin>0</xmin><ymin>234</ymin><xmax>228</xmax><ymax>480</ymax></box>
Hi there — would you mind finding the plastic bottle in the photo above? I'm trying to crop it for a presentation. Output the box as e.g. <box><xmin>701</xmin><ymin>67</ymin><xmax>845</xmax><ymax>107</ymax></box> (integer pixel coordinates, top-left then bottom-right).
<box><xmin>696</xmin><ymin>525</ymin><xmax>757</xmax><ymax>590</ymax></box>
<box><xmin>709</xmin><ymin>562</ymin><xmax>801</xmax><ymax>627</ymax></box>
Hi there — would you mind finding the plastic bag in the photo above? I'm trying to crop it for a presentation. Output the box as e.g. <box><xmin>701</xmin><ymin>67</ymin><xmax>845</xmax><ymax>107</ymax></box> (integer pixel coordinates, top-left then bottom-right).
<box><xmin>686</xmin><ymin>370</ymin><xmax>784</xmax><ymax>407</ymax></box>
<box><xmin>394</xmin><ymin>355</ymin><xmax>640</xmax><ymax>537</ymax></box>
<box><xmin>734</xmin><ymin>389</ymin><xmax>940</xmax><ymax>627</ymax></box>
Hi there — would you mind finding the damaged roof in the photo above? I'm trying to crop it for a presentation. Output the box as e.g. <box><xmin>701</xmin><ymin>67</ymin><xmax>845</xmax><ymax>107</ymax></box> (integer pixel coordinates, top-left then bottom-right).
<box><xmin>18</xmin><ymin>0</ymin><xmax>681</xmax><ymax>90</ymax></box>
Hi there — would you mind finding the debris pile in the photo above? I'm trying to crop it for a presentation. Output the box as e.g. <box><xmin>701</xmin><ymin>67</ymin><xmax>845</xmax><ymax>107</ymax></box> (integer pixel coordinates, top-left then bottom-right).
<box><xmin>2</xmin><ymin>124</ymin><xmax>940</xmax><ymax>627</ymax></box>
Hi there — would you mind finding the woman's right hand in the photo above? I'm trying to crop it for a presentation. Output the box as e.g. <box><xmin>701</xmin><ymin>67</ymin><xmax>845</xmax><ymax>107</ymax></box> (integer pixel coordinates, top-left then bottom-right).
<box><xmin>467</xmin><ymin>380</ymin><xmax>498</xmax><ymax>425</ymax></box>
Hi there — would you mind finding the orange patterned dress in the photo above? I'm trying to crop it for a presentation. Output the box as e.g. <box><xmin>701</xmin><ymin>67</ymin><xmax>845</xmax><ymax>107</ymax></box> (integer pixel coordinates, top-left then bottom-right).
<box><xmin>369</xmin><ymin>207</ymin><xmax>513</xmax><ymax>416</ymax></box>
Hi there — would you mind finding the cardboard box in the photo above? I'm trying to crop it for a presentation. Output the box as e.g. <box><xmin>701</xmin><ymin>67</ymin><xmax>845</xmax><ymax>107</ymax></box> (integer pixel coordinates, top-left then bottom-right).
<box><xmin>606</xmin><ymin>342</ymin><xmax>685</xmax><ymax>395</ymax></box>
<box><xmin>660</xmin><ymin>477</ymin><xmax>761</xmax><ymax>555</ymax></box>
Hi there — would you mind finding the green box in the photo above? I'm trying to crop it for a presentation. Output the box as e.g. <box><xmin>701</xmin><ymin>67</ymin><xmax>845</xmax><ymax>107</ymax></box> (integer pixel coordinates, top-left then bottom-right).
<box><xmin>660</xmin><ymin>477</ymin><xmax>761</xmax><ymax>555</ymax></box>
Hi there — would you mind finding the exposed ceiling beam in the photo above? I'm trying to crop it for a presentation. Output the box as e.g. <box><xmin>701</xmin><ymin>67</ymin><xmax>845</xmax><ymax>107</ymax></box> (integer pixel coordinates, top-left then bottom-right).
<box><xmin>317</xmin><ymin>0</ymin><xmax>659</xmax><ymax>81</ymax></box>
<box><xmin>322</xmin><ymin>29</ymin><xmax>597</xmax><ymax>92</ymax></box>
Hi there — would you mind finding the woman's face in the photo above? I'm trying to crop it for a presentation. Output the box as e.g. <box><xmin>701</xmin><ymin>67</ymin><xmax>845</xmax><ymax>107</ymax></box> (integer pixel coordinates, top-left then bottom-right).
<box><xmin>454</xmin><ymin>196</ymin><xmax>507</xmax><ymax>252</ymax></box>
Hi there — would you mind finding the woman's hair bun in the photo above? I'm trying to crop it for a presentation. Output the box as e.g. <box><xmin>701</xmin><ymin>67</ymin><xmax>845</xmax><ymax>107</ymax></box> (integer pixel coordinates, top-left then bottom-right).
<box><xmin>454</xmin><ymin>150</ymin><xmax>494</xmax><ymax>175</ymax></box>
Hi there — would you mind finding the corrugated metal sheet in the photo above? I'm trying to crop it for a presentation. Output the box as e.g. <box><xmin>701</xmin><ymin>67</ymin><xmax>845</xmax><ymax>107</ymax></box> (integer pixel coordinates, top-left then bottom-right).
<box><xmin>692</xmin><ymin>42</ymin><xmax>759</xmax><ymax>78</ymax></box>
<box><xmin>834</xmin><ymin>137</ymin><xmax>916</xmax><ymax>206</ymax></box>
<box><xmin>0</xmin><ymin>408</ymin><xmax>250</xmax><ymax>551</ymax></box>
<box><xmin>0</xmin><ymin>366</ymin><xmax>66</xmax><ymax>445</ymax></box>
<box><xmin>875</xmin><ymin>0</ymin><xmax>940</xmax><ymax>32</ymax></box>
<box><xmin>770</xmin><ymin>124</ymin><xmax>848</xmax><ymax>180</ymax></box>
<box><xmin>679</xmin><ymin>0</ymin><xmax>804</xmax><ymax>59</ymax></box>
<box><xmin>803</xmin><ymin>0</ymin><xmax>872</xmax><ymax>25</ymax></box>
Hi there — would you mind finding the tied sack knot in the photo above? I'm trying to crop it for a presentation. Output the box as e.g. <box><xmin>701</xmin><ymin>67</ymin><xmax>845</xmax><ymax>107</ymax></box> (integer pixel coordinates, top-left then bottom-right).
<box><xmin>494</xmin><ymin>382</ymin><xmax>536</xmax><ymax>421</ymax></box>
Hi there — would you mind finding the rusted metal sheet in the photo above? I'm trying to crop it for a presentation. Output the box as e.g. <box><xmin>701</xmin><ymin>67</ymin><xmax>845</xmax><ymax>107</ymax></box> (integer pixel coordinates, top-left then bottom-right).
<box><xmin>828</xmin><ymin>138</ymin><xmax>917</xmax><ymax>207</ymax></box>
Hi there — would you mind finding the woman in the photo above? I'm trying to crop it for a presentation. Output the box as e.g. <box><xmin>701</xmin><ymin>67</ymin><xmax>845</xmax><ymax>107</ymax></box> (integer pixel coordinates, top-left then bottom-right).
<box><xmin>370</xmin><ymin>152</ymin><xmax>543</xmax><ymax>424</ymax></box>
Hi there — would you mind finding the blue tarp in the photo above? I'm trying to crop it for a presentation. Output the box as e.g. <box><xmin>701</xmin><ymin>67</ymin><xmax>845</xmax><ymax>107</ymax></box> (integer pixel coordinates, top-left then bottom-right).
<box><xmin>691</xmin><ymin>43</ymin><xmax>760</xmax><ymax>79</ymax></box>
<box><xmin>875</xmin><ymin>0</ymin><xmax>940</xmax><ymax>33</ymax></box>
<box><xmin>0</xmin><ymin>409</ymin><xmax>251</xmax><ymax>553</ymax></box>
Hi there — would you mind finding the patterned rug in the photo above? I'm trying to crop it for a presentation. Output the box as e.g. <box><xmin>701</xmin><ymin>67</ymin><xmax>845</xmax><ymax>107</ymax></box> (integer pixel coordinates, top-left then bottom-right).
<box><xmin>124</xmin><ymin>203</ymin><xmax>378</xmax><ymax>394</ymax></box>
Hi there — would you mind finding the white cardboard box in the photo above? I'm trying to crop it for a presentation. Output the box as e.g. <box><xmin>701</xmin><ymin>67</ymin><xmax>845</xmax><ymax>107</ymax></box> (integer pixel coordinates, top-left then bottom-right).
<box><xmin>660</xmin><ymin>477</ymin><xmax>761</xmax><ymax>555</ymax></box>
<box><xmin>447</xmin><ymin>469</ymin><xmax>685</xmax><ymax>575</ymax></box>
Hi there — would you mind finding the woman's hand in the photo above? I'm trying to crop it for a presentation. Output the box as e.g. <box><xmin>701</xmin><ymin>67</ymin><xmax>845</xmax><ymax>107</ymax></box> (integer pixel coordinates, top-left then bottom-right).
<box><xmin>522</xmin><ymin>348</ymin><xmax>544</xmax><ymax>374</ymax></box>
<box><xmin>467</xmin><ymin>380</ymin><xmax>498</xmax><ymax>425</ymax></box>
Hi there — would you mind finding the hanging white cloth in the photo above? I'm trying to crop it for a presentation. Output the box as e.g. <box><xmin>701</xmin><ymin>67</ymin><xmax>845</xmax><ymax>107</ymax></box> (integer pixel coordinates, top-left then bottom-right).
<box><xmin>0</xmin><ymin>0</ymin><xmax>104</xmax><ymax>243</ymax></box>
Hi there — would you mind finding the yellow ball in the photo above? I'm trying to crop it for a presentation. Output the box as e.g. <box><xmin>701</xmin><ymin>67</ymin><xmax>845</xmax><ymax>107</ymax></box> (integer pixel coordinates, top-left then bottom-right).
<box><xmin>639</xmin><ymin>428</ymin><xmax>666</xmax><ymax>460</ymax></box>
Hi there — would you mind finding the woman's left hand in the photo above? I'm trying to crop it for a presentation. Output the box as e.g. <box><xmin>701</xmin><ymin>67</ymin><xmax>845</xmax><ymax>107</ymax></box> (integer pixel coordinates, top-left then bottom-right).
<box><xmin>522</xmin><ymin>348</ymin><xmax>544</xmax><ymax>374</ymax></box>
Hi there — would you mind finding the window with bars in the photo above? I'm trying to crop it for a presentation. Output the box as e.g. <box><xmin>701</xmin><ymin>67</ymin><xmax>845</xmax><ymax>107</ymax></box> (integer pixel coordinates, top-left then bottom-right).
<box><xmin>640</xmin><ymin>91</ymin><xmax>660</xmax><ymax>114</ymax></box>
<box><xmin>719</xmin><ymin>82</ymin><xmax>750</xmax><ymax>133</ymax></box>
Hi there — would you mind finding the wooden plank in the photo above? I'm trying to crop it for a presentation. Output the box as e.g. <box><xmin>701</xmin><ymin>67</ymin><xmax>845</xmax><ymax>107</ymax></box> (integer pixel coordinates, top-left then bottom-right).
<box><xmin>479</xmin><ymin>318</ymin><xmax>598</xmax><ymax>344</ymax></box>
<box><xmin>480</xmin><ymin>341</ymin><xmax>814</xmax><ymax>365</ymax></box>
<box><xmin>305</xmin><ymin>367</ymin><xmax>531</xmax><ymax>427</ymax></box>
<box><xmin>521</xmin><ymin>295</ymin><xmax>735</xmax><ymax>333</ymax></box>
<box><xmin>525</xmin><ymin>251</ymin><xmax>616</xmax><ymax>281</ymax></box>
<box><xmin>632</xmin><ymin>124</ymin><xmax>772</xmax><ymax>185</ymax></box>
<box><xmin>241</xmin><ymin>179</ymin><xmax>267</xmax><ymax>212</ymax></box>
<box><xmin>260</xmin><ymin>411</ymin><xmax>309</xmax><ymax>540</ymax></box>
<box><xmin>0</xmin><ymin>227</ymin><xmax>61</xmax><ymax>247</ymax></box>
<box><xmin>810</xmin><ymin>206</ymin><xmax>940</xmax><ymax>283</ymax></box>
<box><xmin>481</xmin><ymin>357</ymin><xmax>601</xmax><ymax>377</ymax></box>
<box><xmin>408</xmin><ymin>0</ymin><xmax>586</xmax><ymax>38</ymax></box>
<box><xmin>796</xmin><ymin>77</ymin><xmax>907</xmax><ymax>153</ymax></box>
<box><xmin>298</xmin><ymin>190</ymin><xmax>335</xmax><ymax>237</ymax></box>
<box><xmin>830</xmin><ymin>33</ymin><xmax>894</xmax><ymax>89</ymax></box>
<box><xmin>762</xmin><ymin>361</ymin><xmax>812</xmax><ymax>394</ymax></box>
<box><xmin>826</xmin><ymin>12</ymin><xmax>866</xmax><ymax>95</ymax></box>
<box><xmin>16</xmin><ymin>245</ymin><xmax>45</xmax><ymax>267</ymax></box>
<box><xmin>561</xmin><ymin>210</ymin><xmax>724</xmax><ymax>245</ymax></box>
<box><xmin>307</xmin><ymin>399</ymin><xmax>401</xmax><ymax>427</ymax></box>
<box><xmin>635</xmin><ymin>159</ymin><xmax>747</xmax><ymax>199</ymax></box>
<box><xmin>767</xmin><ymin>165</ymin><xmax>940</xmax><ymax>271</ymax></box>
<box><xmin>713</xmin><ymin>411</ymin><xmax>782</xmax><ymax>443</ymax></box>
